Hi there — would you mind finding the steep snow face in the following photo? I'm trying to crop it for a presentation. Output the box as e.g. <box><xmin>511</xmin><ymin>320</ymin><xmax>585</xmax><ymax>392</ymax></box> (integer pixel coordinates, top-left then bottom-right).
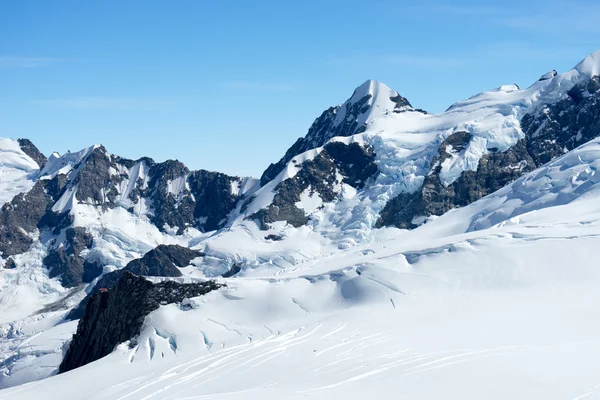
<box><xmin>0</xmin><ymin>139</ymin><xmax>40</xmax><ymax>206</ymax></box>
<box><xmin>246</xmin><ymin>50</ymin><xmax>600</xmax><ymax>241</ymax></box>
<box><xmin>569</xmin><ymin>49</ymin><xmax>600</xmax><ymax>79</ymax></box>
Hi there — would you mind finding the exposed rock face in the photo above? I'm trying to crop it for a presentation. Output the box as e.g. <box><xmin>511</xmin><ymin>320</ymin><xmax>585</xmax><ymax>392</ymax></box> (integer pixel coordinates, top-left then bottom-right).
<box><xmin>124</xmin><ymin>244</ymin><xmax>204</xmax><ymax>277</ymax></box>
<box><xmin>146</xmin><ymin>160</ymin><xmax>194</xmax><ymax>232</ymax></box>
<box><xmin>17</xmin><ymin>138</ymin><xmax>47</xmax><ymax>168</ymax></box>
<box><xmin>72</xmin><ymin>146</ymin><xmax>122</xmax><ymax>207</ymax></box>
<box><xmin>188</xmin><ymin>170</ymin><xmax>242</xmax><ymax>232</ymax></box>
<box><xmin>43</xmin><ymin>227</ymin><xmax>99</xmax><ymax>287</ymax></box>
<box><xmin>260</xmin><ymin>82</ymin><xmax>421</xmax><ymax>186</ymax></box>
<box><xmin>66</xmin><ymin>244</ymin><xmax>205</xmax><ymax>319</ymax></box>
<box><xmin>59</xmin><ymin>272</ymin><xmax>222</xmax><ymax>373</ymax></box>
<box><xmin>523</xmin><ymin>76</ymin><xmax>600</xmax><ymax>165</ymax></box>
<box><xmin>252</xmin><ymin>142</ymin><xmax>378</xmax><ymax>229</ymax></box>
<box><xmin>0</xmin><ymin>140</ymin><xmax>247</xmax><ymax>286</ymax></box>
<box><xmin>0</xmin><ymin>180</ymin><xmax>57</xmax><ymax>257</ymax></box>
<box><xmin>377</xmin><ymin>133</ymin><xmax>536</xmax><ymax>229</ymax></box>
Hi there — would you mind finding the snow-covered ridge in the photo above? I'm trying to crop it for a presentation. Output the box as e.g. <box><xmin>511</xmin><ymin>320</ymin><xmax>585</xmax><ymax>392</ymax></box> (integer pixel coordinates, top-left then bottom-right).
<box><xmin>0</xmin><ymin>139</ymin><xmax>41</xmax><ymax>207</ymax></box>
<box><xmin>243</xmin><ymin>50</ymin><xmax>600</xmax><ymax>242</ymax></box>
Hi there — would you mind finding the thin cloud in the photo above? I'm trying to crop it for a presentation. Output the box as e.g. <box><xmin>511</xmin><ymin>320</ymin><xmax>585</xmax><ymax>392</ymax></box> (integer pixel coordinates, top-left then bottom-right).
<box><xmin>221</xmin><ymin>81</ymin><xmax>294</xmax><ymax>92</ymax></box>
<box><xmin>31</xmin><ymin>96</ymin><xmax>180</xmax><ymax>111</ymax></box>
<box><xmin>419</xmin><ymin>3</ymin><xmax>505</xmax><ymax>16</ymax></box>
<box><xmin>325</xmin><ymin>53</ymin><xmax>469</xmax><ymax>69</ymax></box>
<box><xmin>0</xmin><ymin>56</ymin><xmax>61</xmax><ymax>68</ymax></box>
<box><xmin>384</xmin><ymin>54</ymin><xmax>468</xmax><ymax>68</ymax></box>
<box><xmin>498</xmin><ymin>1</ymin><xmax>600</xmax><ymax>34</ymax></box>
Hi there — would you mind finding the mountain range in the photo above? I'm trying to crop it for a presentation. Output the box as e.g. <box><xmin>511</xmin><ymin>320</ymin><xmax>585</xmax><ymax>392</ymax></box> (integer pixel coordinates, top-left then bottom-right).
<box><xmin>1</xmin><ymin>50</ymin><xmax>600</xmax><ymax>399</ymax></box>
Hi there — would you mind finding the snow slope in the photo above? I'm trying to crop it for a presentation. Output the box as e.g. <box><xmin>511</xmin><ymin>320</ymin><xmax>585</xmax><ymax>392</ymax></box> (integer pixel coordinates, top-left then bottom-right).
<box><xmin>4</xmin><ymin>191</ymin><xmax>600</xmax><ymax>399</ymax></box>
<box><xmin>5</xmin><ymin>131</ymin><xmax>600</xmax><ymax>398</ymax></box>
<box><xmin>0</xmin><ymin>139</ymin><xmax>40</xmax><ymax>206</ymax></box>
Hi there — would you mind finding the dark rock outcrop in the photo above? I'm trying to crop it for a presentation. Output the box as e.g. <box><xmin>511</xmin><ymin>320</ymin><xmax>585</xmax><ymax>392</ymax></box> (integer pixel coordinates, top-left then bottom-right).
<box><xmin>125</xmin><ymin>244</ymin><xmax>204</xmax><ymax>277</ymax></box>
<box><xmin>43</xmin><ymin>227</ymin><xmax>97</xmax><ymax>287</ymax></box>
<box><xmin>18</xmin><ymin>138</ymin><xmax>47</xmax><ymax>168</ymax></box>
<box><xmin>252</xmin><ymin>142</ymin><xmax>378</xmax><ymax>229</ymax></box>
<box><xmin>130</xmin><ymin>160</ymin><xmax>243</xmax><ymax>234</ymax></box>
<box><xmin>146</xmin><ymin>160</ymin><xmax>194</xmax><ymax>232</ymax></box>
<box><xmin>59</xmin><ymin>272</ymin><xmax>222</xmax><ymax>373</ymax></box>
<box><xmin>188</xmin><ymin>170</ymin><xmax>242</xmax><ymax>232</ymax></box>
<box><xmin>72</xmin><ymin>146</ymin><xmax>122</xmax><ymax>207</ymax></box>
<box><xmin>523</xmin><ymin>76</ymin><xmax>600</xmax><ymax>165</ymax></box>
<box><xmin>377</xmin><ymin>132</ymin><xmax>536</xmax><ymax>229</ymax></box>
<box><xmin>66</xmin><ymin>244</ymin><xmax>205</xmax><ymax>319</ymax></box>
<box><xmin>0</xmin><ymin>180</ymin><xmax>56</xmax><ymax>257</ymax></box>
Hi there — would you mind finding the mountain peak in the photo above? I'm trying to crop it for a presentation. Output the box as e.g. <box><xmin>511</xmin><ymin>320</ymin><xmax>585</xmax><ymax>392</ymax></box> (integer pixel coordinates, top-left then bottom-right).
<box><xmin>350</xmin><ymin>79</ymin><xmax>396</xmax><ymax>102</ymax></box>
<box><xmin>335</xmin><ymin>79</ymin><xmax>416</xmax><ymax>126</ymax></box>
<box><xmin>573</xmin><ymin>50</ymin><xmax>600</xmax><ymax>77</ymax></box>
<box><xmin>259</xmin><ymin>80</ymin><xmax>422</xmax><ymax>186</ymax></box>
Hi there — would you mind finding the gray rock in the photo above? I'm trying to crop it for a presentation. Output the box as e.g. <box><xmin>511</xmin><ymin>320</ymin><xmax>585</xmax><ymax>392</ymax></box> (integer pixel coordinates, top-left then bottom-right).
<box><xmin>0</xmin><ymin>181</ymin><xmax>55</xmax><ymax>257</ymax></box>
<box><xmin>72</xmin><ymin>146</ymin><xmax>122</xmax><ymax>207</ymax></box>
<box><xmin>188</xmin><ymin>170</ymin><xmax>242</xmax><ymax>232</ymax></box>
<box><xmin>252</xmin><ymin>142</ymin><xmax>378</xmax><ymax>229</ymax></box>
<box><xmin>66</xmin><ymin>244</ymin><xmax>205</xmax><ymax>319</ymax></box>
<box><xmin>523</xmin><ymin>76</ymin><xmax>600</xmax><ymax>165</ymax></box>
<box><xmin>377</xmin><ymin>133</ymin><xmax>535</xmax><ymax>229</ymax></box>
<box><xmin>17</xmin><ymin>138</ymin><xmax>47</xmax><ymax>168</ymax></box>
<box><xmin>59</xmin><ymin>272</ymin><xmax>222</xmax><ymax>373</ymax></box>
<box><xmin>43</xmin><ymin>227</ymin><xmax>96</xmax><ymax>287</ymax></box>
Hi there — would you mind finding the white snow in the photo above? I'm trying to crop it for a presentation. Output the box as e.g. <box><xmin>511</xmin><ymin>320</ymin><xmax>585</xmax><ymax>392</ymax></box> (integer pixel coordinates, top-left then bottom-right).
<box><xmin>0</xmin><ymin>139</ymin><xmax>40</xmax><ymax>206</ymax></box>
<box><xmin>295</xmin><ymin>188</ymin><xmax>323</xmax><ymax>214</ymax></box>
<box><xmin>334</xmin><ymin>79</ymin><xmax>405</xmax><ymax>127</ymax></box>
<box><xmin>5</xmin><ymin>190</ymin><xmax>600</xmax><ymax>398</ymax></box>
<box><xmin>39</xmin><ymin>145</ymin><xmax>98</xmax><ymax>180</ymax></box>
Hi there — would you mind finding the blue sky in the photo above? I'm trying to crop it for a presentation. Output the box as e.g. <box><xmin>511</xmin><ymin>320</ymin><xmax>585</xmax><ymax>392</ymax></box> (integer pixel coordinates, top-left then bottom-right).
<box><xmin>1</xmin><ymin>0</ymin><xmax>599</xmax><ymax>177</ymax></box>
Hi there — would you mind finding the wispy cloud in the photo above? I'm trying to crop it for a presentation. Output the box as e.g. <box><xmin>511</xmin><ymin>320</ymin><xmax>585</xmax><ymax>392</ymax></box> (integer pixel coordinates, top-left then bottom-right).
<box><xmin>407</xmin><ymin>1</ymin><xmax>600</xmax><ymax>35</ymax></box>
<box><xmin>325</xmin><ymin>41</ymin><xmax>593</xmax><ymax>75</ymax></box>
<box><xmin>500</xmin><ymin>3</ymin><xmax>600</xmax><ymax>34</ymax></box>
<box><xmin>31</xmin><ymin>96</ymin><xmax>180</xmax><ymax>111</ymax></box>
<box><xmin>496</xmin><ymin>0</ymin><xmax>600</xmax><ymax>36</ymax></box>
<box><xmin>0</xmin><ymin>56</ymin><xmax>61</xmax><ymax>68</ymax></box>
<box><xmin>412</xmin><ymin>3</ymin><xmax>505</xmax><ymax>16</ymax></box>
<box><xmin>383</xmin><ymin>54</ymin><xmax>468</xmax><ymax>68</ymax></box>
<box><xmin>325</xmin><ymin>53</ymin><xmax>468</xmax><ymax>69</ymax></box>
<box><xmin>221</xmin><ymin>81</ymin><xmax>294</xmax><ymax>92</ymax></box>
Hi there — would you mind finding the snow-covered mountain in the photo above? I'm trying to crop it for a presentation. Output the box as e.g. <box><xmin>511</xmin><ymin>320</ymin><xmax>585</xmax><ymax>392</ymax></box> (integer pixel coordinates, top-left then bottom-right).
<box><xmin>2</xmin><ymin>50</ymin><xmax>600</xmax><ymax>399</ymax></box>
